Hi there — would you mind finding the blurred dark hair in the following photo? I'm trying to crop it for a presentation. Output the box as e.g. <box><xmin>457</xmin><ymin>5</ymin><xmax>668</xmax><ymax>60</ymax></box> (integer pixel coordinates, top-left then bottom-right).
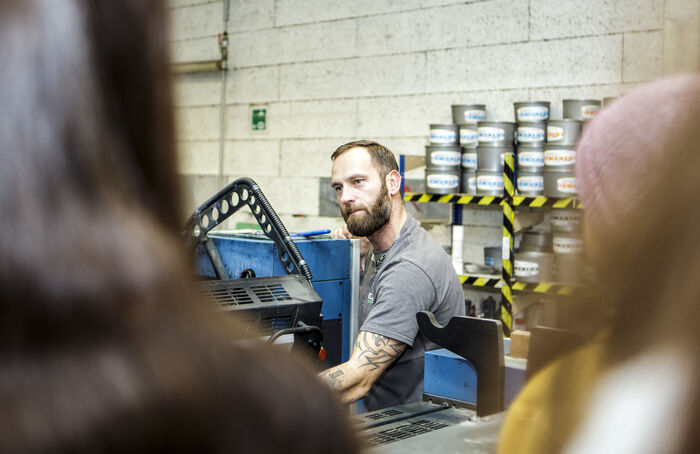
<box><xmin>331</xmin><ymin>139</ymin><xmax>399</xmax><ymax>179</ymax></box>
<box><xmin>0</xmin><ymin>0</ymin><xmax>357</xmax><ymax>452</ymax></box>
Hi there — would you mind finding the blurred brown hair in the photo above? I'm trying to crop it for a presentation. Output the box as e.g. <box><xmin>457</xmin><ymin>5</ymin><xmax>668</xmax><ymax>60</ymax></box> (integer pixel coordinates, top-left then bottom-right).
<box><xmin>331</xmin><ymin>140</ymin><xmax>400</xmax><ymax>179</ymax></box>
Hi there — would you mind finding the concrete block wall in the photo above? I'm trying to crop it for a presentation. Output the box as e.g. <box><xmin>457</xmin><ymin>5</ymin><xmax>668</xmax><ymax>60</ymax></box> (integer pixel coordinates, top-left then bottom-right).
<box><xmin>168</xmin><ymin>0</ymin><xmax>695</xmax><ymax>257</ymax></box>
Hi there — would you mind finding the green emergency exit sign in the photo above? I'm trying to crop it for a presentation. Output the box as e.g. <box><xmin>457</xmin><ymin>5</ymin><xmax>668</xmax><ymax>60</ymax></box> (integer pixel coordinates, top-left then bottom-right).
<box><xmin>252</xmin><ymin>107</ymin><xmax>267</xmax><ymax>131</ymax></box>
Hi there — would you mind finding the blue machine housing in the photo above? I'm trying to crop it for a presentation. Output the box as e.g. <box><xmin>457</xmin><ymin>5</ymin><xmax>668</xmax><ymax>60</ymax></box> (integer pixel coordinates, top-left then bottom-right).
<box><xmin>195</xmin><ymin>233</ymin><xmax>354</xmax><ymax>364</ymax></box>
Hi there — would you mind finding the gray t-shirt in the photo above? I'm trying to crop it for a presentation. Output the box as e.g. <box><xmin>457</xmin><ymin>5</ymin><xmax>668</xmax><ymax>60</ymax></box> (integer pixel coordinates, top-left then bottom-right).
<box><xmin>359</xmin><ymin>216</ymin><xmax>465</xmax><ymax>411</ymax></box>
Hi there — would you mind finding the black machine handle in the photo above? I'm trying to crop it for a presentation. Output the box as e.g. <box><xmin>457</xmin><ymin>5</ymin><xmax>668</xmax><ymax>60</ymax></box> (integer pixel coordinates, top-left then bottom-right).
<box><xmin>184</xmin><ymin>177</ymin><xmax>313</xmax><ymax>281</ymax></box>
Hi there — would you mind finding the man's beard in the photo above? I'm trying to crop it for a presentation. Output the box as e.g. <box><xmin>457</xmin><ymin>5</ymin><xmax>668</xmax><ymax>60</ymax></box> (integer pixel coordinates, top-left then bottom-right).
<box><xmin>342</xmin><ymin>182</ymin><xmax>392</xmax><ymax>237</ymax></box>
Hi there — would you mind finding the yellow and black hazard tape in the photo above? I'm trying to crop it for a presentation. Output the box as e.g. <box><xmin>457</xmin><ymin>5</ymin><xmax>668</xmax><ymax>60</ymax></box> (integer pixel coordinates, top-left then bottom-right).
<box><xmin>500</xmin><ymin>155</ymin><xmax>515</xmax><ymax>336</ymax></box>
<box><xmin>459</xmin><ymin>275</ymin><xmax>582</xmax><ymax>296</ymax></box>
<box><xmin>403</xmin><ymin>192</ymin><xmax>582</xmax><ymax>209</ymax></box>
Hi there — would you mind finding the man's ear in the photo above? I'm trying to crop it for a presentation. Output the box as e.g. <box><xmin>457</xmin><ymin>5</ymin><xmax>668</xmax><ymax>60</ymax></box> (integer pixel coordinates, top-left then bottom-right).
<box><xmin>386</xmin><ymin>170</ymin><xmax>402</xmax><ymax>196</ymax></box>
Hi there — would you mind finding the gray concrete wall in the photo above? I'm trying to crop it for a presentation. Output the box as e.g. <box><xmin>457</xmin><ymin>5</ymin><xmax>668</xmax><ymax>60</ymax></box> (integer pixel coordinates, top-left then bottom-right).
<box><xmin>168</xmin><ymin>0</ymin><xmax>696</xmax><ymax>260</ymax></box>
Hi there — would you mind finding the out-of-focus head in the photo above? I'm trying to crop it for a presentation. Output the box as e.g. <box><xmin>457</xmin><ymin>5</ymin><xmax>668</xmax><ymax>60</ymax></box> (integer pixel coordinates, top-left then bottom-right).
<box><xmin>575</xmin><ymin>73</ymin><xmax>700</xmax><ymax>350</ymax></box>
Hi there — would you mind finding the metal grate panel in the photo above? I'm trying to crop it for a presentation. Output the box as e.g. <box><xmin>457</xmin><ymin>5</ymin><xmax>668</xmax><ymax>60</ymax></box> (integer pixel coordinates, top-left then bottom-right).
<box><xmin>361</xmin><ymin>419</ymin><xmax>449</xmax><ymax>447</ymax></box>
<box><xmin>364</xmin><ymin>409</ymin><xmax>403</xmax><ymax>421</ymax></box>
<box><xmin>202</xmin><ymin>287</ymin><xmax>252</xmax><ymax>306</ymax></box>
<box><xmin>251</xmin><ymin>283</ymin><xmax>291</xmax><ymax>302</ymax></box>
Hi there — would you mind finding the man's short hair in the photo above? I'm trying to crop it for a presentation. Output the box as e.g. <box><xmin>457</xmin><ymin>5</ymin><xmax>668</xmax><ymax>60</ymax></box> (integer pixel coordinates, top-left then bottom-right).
<box><xmin>331</xmin><ymin>140</ymin><xmax>399</xmax><ymax>178</ymax></box>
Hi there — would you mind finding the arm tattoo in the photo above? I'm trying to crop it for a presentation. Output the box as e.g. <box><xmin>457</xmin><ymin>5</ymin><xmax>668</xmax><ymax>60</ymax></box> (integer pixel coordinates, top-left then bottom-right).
<box><xmin>319</xmin><ymin>368</ymin><xmax>345</xmax><ymax>390</ymax></box>
<box><xmin>355</xmin><ymin>332</ymin><xmax>405</xmax><ymax>371</ymax></box>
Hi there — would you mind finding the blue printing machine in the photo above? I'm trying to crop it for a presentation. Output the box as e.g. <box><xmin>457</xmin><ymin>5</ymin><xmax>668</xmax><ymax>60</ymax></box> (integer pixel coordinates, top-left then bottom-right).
<box><xmin>195</xmin><ymin>233</ymin><xmax>355</xmax><ymax>365</ymax></box>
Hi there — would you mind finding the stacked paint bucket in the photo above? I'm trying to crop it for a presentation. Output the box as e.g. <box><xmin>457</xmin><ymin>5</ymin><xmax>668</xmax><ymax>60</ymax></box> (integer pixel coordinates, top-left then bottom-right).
<box><xmin>550</xmin><ymin>209</ymin><xmax>584</xmax><ymax>284</ymax></box>
<box><xmin>514</xmin><ymin>102</ymin><xmax>550</xmax><ymax>196</ymax></box>
<box><xmin>425</xmin><ymin>122</ymin><xmax>461</xmax><ymax>194</ymax></box>
<box><xmin>451</xmin><ymin>104</ymin><xmax>486</xmax><ymax>194</ymax></box>
<box><xmin>514</xmin><ymin>230</ymin><xmax>554</xmax><ymax>283</ymax></box>
<box><xmin>475</xmin><ymin>117</ymin><xmax>514</xmax><ymax>196</ymax></box>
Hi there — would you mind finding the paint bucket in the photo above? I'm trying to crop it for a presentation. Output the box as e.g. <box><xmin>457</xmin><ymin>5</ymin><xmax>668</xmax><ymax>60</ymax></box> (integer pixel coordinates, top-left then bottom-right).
<box><xmin>476</xmin><ymin>171</ymin><xmax>504</xmax><ymax>196</ymax></box>
<box><xmin>477</xmin><ymin>121</ymin><xmax>515</xmax><ymax>147</ymax></box>
<box><xmin>517</xmin><ymin>144</ymin><xmax>544</xmax><ymax>172</ymax></box>
<box><xmin>544</xmin><ymin>144</ymin><xmax>576</xmax><ymax>170</ymax></box>
<box><xmin>554</xmin><ymin>253</ymin><xmax>584</xmax><ymax>284</ymax></box>
<box><xmin>543</xmin><ymin>168</ymin><xmax>578</xmax><ymax>197</ymax></box>
<box><xmin>451</xmin><ymin>104</ymin><xmax>486</xmax><ymax>125</ymax></box>
<box><xmin>477</xmin><ymin>146</ymin><xmax>514</xmax><ymax>172</ymax></box>
<box><xmin>513</xmin><ymin>101</ymin><xmax>550</xmax><ymax>123</ymax></box>
<box><xmin>563</xmin><ymin>99</ymin><xmax>601</xmax><ymax>121</ymax></box>
<box><xmin>553</xmin><ymin>232</ymin><xmax>584</xmax><ymax>255</ymax></box>
<box><xmin>429</xmin><ymin>124</ymin><xmax>459</xmax><ymax>145</ymax></box>
<box><xmin>515</xmin><ymin>251</ymin><xmax>554</xmax><ymax>283</ymax></box>
<box><xmin>517</xmin><ymin>171</ymin><xmax>544</xmax><ymax>196</ymax></box>
<box><xmin>550</xmin><ymin>209</ymin><xmax>583</xmax><ymax>233</ymax></box>
<box><xmin>461</xmin><ymin>170</ymin><xmax>477</xmax><ymax>194</ymax></box>
<box><xmin>516</xmin><ymin>121</ymin><xmax>546</xmax><ymax>144</ymax></box>
<box><xmin>425</xmin><ymin>167</ymin><xmax>460</xmax><ymax>195</ymax></box>
<box><xmin>461</xmin><ymin>148</ymin><xmax>478</xmax><ymax>171</ymax></box>
<box><xmin>519</xmin><ymin>231</ymin><xmax>553</xmax><ymax>253</ymax></box>
<box><xmin>546</xmin><ymin>119</ymin><xmax>582</xmax><ymax>145</ymax></box>
<box><xmin>458</xmin><ymin>124</ymin><xmax>479</xmax><ymax>147</ymax></box>
<box><xmin>425</xmin><ymin>145</ymin><xmax>461</xmax><ymax>168</ymax></box>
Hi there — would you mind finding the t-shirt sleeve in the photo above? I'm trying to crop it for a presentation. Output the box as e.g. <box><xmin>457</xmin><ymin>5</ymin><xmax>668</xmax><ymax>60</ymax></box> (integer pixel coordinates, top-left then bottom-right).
<box><xmin>360</xmin><ymin>260</ymin><xmax>435</xmax><ymax>347</ymax></box>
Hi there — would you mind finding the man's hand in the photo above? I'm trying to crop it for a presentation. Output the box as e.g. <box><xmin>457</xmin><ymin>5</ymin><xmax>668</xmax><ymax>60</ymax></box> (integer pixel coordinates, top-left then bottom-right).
<box><xmin>332</xmin><ymin>223</ymin><xmax>370</xmax><ymax>267</ymax></box>
<box><xmin>319</xmin><ymin>331</ymin><xmax>406</xmax><ymax>404</ymax></box>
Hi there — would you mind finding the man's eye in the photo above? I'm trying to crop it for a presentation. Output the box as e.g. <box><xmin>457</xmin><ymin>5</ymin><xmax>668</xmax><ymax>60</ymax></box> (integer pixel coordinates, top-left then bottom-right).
<box><xmin>333</xmin><ymin>186</ymin><xmax>341</xmax><ymax>193</ymax></box>
<box><xmin>354</xmin><ymin>179</ymin><xmax>363</xmax><ymax>184</ymax></box>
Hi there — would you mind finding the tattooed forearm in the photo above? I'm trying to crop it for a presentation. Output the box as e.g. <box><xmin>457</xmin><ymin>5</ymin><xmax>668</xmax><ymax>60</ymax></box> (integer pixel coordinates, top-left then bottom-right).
<box><xmin>355</xmin><ymin>332</ymin><xmax>406</xmax><ymax>371</ymax></box>
<box><xmin>319</xmin><ymin>368</ymin><xmax>345</xmax><ymax>390</ymax></box>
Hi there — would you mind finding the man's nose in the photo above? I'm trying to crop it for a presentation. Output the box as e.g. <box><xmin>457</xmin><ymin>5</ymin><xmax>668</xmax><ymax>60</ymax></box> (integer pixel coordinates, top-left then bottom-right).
<box><xmin>339</xmin><ymin>187</ymin><xmax>355</xmax><ymax>205</ymax></box>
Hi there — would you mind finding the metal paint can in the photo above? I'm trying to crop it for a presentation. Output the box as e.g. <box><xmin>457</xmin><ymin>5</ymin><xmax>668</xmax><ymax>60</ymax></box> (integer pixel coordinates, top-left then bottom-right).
<box><xmin>458</xmin><ymin>124</ymin><xmax>479</xmax><ymax>147</ymax></box>
<box><xmin>451</xmin><ymin>104</ymin><xmax>486</xmax><ymax>125</ymax></box>
<box><xmin>552</xmin><ymin>232</ymin><xmax>584</xmax><ymax>255</ymax></box>
<box><xmin>543</xmin><ymin>168</ymin><xmax>578</xmax><ymax>197</ymax></box>
<box><xmin>550</xmin><ymin>209</ymin><xmax>583</xmax><ymax>233</ymax></box>
<box><xmin>425</xmin><ymin>145</ymin><xmax>461</xmax><ymax>168</ymax></box>
<box><xmin>516</xmin><ymin>121</ymin><xmax>546</xmax><ymax>144</ymax></box>
<box><xmin>515</xmin><ymin>251</ymin><xmax>554</xmax><ymax>283</ymax></box>
<box><xmin>517</xmin><ymin>171</ymin><xmax>544</xmax><ymax>196</ymax></box>
<box><xmin>547</xmin><ymin>119</ymin><xmax>582</xmax><ymax>145</ymax></box>
<box><xmin>517</xmin><ymin>144</ymin><xmax>544</xmax><ymax>172</ymax></box>
<box><xmin>425</xmin><ymin>167</ymin><xmax>460</xmax><ymax>195</ymax></box>
<box><xmin>544</xmin><ymin>144</ymin><xmax>576</xmax><ymax>170</ymax></box>
<box><xmin>477</xmin><ymin>121</ymin><xmax>515</xmax><ymax>147</ymax></box>
<box><xmin>563</xmin><ymin>99</ymin><xmax>601</xmax><ymax>121</ymax></box>
<box><xmin>461</xmin><ymin>170</ymin><xmax>477</xmax><ymax>194</ymax></box>
<box><xmin>429</xmin><ymin>124</ymin><xmax>459</xmax><ymax>145</ymax></box>
<box><xmin>519</xmin><ymin>231</ymin><xmax>553</xmax><ymax>253</ymax></box>
<box><xmin>476</xmin><ymin>171</ymin><xmax>504</xmax><ymax>196</ymax></box>
<box><xmin>461</xmin><ymin>148</ymin><xmax>478</xmax><ymax>171</ymax></box>
<box><xmin>514</xmin><ymin>101</ymin><xmax>550</xmax><ymax>123</ymax></box>
<box><xmin>477</xmin><ymin>146</ymin><xmax>514</xmax><ymax>172</ymax></box>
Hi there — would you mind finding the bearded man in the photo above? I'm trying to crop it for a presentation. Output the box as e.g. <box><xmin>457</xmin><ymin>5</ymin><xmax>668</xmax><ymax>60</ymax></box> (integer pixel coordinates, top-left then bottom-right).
<box><xmin>319</xmin><ymin>140</ymin><xmax>465</xmax><ymax>411</ymax></box>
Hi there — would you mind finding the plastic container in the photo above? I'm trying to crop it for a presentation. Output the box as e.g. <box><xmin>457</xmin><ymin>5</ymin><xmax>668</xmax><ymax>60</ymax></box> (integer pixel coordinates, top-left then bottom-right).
<box><xmin>429</xmin><ymin>124</ymin><xmax>459</xmax><ymax>145</ymax></box>
<box><xmin>461</xmin><ymin>148</ymin><xmax>478</xmax><ymax>171</ymax></box>
<box><xmin>543</xmin><ymin>168</ymin><xmax>577</xmax><ymax>197</ymax></box>
<box><xmin>516</xmin><ymin>122</ymin><xmax>546</xmax><ymax>144</ymax></box>
<box><xmin>477</xmin><ymin>121</ymin><xmax>515</xmax><ymax>147</ymax></box>
<box><xmin>515</xmin><ymin>251</ymin><xmax>554</xmax><ymax>283</ymax></box>
<box><xmin>517</xmin><ymin>145</ymin><xmax>544</xmax><ymax>172</ymax></box>
<box><xmin>550</xmin><ymin>209</ymin><xmax>583</xmax><ymax>233</ymax></box>
<box><xmin>546</xmin><ymin>119</ymin><xmax>582</xmax><ymax>145</ymax></box>
<box><xmin>476</xmin><ymin>171</ymin><xmax>504</xmax><ymax>196</ymax></box>
<box><xmin>458</xmin><ymin>124</ymin><xmax>479</xmax><ymax>147</ymax></box>
<box><xmin>451</xmin><ymin>104</ymin><xmax>486</xmax><ymax>125</ymax></box>
<box><xmin>517</xmin><ymin>171</ymin><xmax>544</xmax><ymax>196</ymax></box>
<box><xmin>563</xmin><ymin>99</ymin><xmax>601</xmax><ymax>121</ymax></box>
<box><xmin>544</xmin><ymin>144</ymin><xmax>576</xmax><ymax>170</ymax></box>
<box><xmin>519</xmin><ymin>231</ymin><xmax>553</xmax><ymax>253</ymax></box>
<box><xmin>514</xmin><ymin>101</ymin><xmax>550</xmax><ymax>123</ymax></box>
<box><xmin>484</xmin><ymin>246</ymin><xmax>502</xmax><ymax>270</ymax></box>
<box><xmin>425</xmin><ymin>145</ymin><xmax>461</xmax><ymax>168</ymax></box>
<box><xmin>461</xmin><ymin>170</ymin><xmax>477</xmax><ymax>194</ymax></box>
<box><xmin>425</xmin><ymin>168</ymin><xmax>460</xmax><ymax>195</ymax></box>
<box><xmin>477</xmin><ymin>146</ymin><xmax>514</xmax><ymax>172</ymax></box>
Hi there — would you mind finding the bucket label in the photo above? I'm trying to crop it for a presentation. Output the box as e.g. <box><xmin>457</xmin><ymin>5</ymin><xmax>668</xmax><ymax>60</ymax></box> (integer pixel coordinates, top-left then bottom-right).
<box><xmin>518</xmin><ymin>150</ymin><xmax>544</xmax><ymax>167</ymax></box>
<box><xmin>430</xmin><ymin>129</ymin><xmax>457</xmax><ymax>144</ymax></box>
<box><xmin>557</xmin><ymin>177</ymin><xmax>578</xmax><ymax>194</ymax></box>
<box><xmin>459</xmin><ymin>128</ymin><xmax>478</xmax><ymax>145</ymax></box>
<box><xmin>547</xmin><ymin>126</ymin><xmax>565</xmax><ymax>142</ymax></box>
<box><xmin>515</xmin><ymin>260</ymin><xmax>539</xmax><ymax>277</ymax></box>
<box><xmin>426</xmin><ymin>173</ymin><xmax>459</xmax><ymax>189</ymax></box>
<box><xmin>468</xmin><ymin>176</ymin><xmax>477</xmax><ymax>192</ymax></box>
<box><xmin>545</xmin><ymin>148</ymin><xmax>576</xmax><ymax>166</ymax></box>
<box><xmin>551</xmin><ymin>214</ymin><xmax>582</xmax><ymax>228</ymax></box>
<box><xmin>477</xmin><ymin>174</ymin><xmax>504</xmax><ymax>190</ymax></box>
<box><xmin>517</xmin><ymin>106</ymin><xmax>548</xmax><ymax>121</ymax></box>
<box><xmin>581</xmin><ymin>104</ymin><xmax>600</xmax><ymax>119</ymax></box>
<box><xmin>430</xmin><ymin>150</ymin><xmax>461</xmax><ymax>166</ymax></box>
<box><xmin>553</xmin><ymin>236</ymin><xmax>583</xmax><ymax>254</ymax></box>
<box><xmin>517</xmin><ymin>126</ymin><xmax>546</xmax><ymax>143</ymax></box>
<box><xmin>461</xmin><ymin>152</ymin><xmax>477</xmax><ymax>169</ymax></box>
<box><xmin>464</xmin><ymin>110</ymin><xmax>486</xmax><ymax>123</ymax></box>
<box><xmin>517</xmin><ymin>175</ymin><xmax>544</xmax><ymax>191</ymax></box>
<box><xmin>478</xmin><ymin>126</ymin><xmax>505</xmax><ymax>142</ymax></box>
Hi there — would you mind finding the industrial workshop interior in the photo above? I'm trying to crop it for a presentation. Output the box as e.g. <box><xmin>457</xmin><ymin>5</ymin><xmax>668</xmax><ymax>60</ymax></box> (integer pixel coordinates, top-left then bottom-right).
<box><xmin>1</xmin><ymin>0</ymin><xmax>700</xmax><ymax>452</ymax></box>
